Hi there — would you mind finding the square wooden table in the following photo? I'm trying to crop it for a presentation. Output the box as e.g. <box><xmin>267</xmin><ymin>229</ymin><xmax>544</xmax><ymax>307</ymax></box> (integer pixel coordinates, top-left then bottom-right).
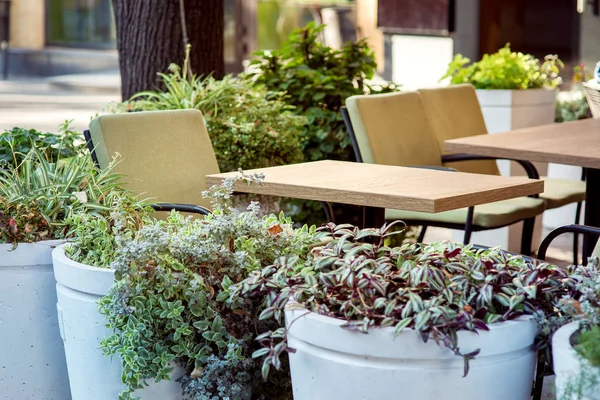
<box><xmin>444</xmin><ymin>118</ymin><xmax>600</xmax><ymax>260</ymax></box>
<box><xmin>206</xmin><ymin>160</ymin><xmax>543</xmax><ymax>228</ymax></box>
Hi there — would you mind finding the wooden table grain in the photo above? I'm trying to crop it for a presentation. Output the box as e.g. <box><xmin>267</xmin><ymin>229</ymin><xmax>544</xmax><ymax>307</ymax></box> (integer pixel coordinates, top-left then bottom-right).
<box><xmin>443</xmin><ymin>118</ymin><xmax>600</xmax><ymax>260</ymax></box>
<box><xmin>444</xmin><ymin>118</ymin><xmax>600</xmax><ymax>169</ymax></box>
<box><xmin>206</xmin><ymin>160</ymin><xmax>543</xmax><ymax>214</ymax></box>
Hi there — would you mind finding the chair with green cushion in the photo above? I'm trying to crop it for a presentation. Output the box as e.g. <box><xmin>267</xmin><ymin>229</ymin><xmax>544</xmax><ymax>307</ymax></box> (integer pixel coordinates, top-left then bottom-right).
<box><xmin>84</xmin><ymin>109</ymin><xmax>220</xmax><ymax>216</ymax></box>
<box><xmin>418</xmin><ymin>84</ymin><xmax>587</xmax><ymax>263</ymax></box>
<box><xmin>343</xmin><ymin>91</ymin><xmax>546</xmax><ymax>255</ymax></box>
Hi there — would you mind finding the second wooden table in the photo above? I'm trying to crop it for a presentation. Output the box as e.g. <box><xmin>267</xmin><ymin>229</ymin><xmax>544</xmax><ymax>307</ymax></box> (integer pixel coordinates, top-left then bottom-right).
<box><xmin>444</xmin><ymin>118</ymin><xmax>600</xmax><ymax>260</ymax></box>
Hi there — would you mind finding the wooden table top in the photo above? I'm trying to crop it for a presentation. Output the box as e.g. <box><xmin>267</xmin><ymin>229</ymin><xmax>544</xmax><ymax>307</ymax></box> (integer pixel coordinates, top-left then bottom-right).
<box><xmin>205</xmin><ymin>160</ymin><xmax>543</xmax><ymax>213</ymax></box>
<box><xmin>444</xmin><ymin>118</ymin><xmax>600</xmax><ymax>169</ymax></box>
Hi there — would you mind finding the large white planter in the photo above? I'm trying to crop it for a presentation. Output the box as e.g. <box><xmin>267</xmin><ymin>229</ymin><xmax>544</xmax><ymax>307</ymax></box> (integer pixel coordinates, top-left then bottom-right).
<box><xmin>553</xmin><ymin>321</ymin><xmax>600</xmax><ymax>400</ymax></box>
<box><xmin>285</xmin><ymin>307</ymin><xmax>538</xmax><ymax>400</ymax></box>
<box><xmin>0</xmin><ymin>240</ymin><xmax>71</xmax><ymax>400</ymax></box>
<box><xmin>52</xmin><ymin>244</ymin><xmax>183</xmax><ymax>400</ymax></box>
<box><xmin>451</xmin><ymin>89</ymin><xmax>557</xmax><ymax>252</ymax></box>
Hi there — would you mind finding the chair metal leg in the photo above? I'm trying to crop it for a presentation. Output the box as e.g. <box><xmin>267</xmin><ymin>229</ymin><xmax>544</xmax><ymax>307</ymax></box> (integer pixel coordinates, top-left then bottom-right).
<box><xmin>417</xmin><ymin>226</ymin><xmax>427</xmax><ymax>243</ymax></box>
<box><xmin>521</xmin><ymin>218</ymin><xmax>535</xmax><ymax>256</ymax></box>
<box><xmin>463</xmin><ymin>206</ymin><xmax>474</xmax><ymax>244</ymax></box>
<box><xmin>531</xmin><ymin>351</ymin><xmax>546</xmax><ymax>400</ymax></box>
<box><xmin>573</xmin><ymin>201</ymin><xmax>582</xmax><ymax>265</ymax></box>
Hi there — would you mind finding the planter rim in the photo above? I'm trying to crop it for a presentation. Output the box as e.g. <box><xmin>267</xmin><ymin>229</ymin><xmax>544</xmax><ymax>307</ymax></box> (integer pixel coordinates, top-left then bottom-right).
<box><xmin>53</xmin><ymin>242</ymin><xmax>115</xmax><ymax>273</ymax></box>
<box><xmin>52</xmin><ymin>243</ymin><xmax>115</xmax><ymax>296</ymax></box>
<box><xmin>285</xmin><ymin>303</ymin><xmax>537</xmax><ymax>359</ymax></box>
<box><xmin>287</xmin><ymin>302</ymin><xmax>533</xmax><ymax>331</ymax></box>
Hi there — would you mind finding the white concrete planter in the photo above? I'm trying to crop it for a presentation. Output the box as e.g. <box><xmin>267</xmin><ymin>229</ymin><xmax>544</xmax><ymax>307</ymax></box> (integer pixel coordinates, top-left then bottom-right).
<box><xmin>52</xmin><ymin>244</ymin><xmax>183</xmax><ymax>400</ymax></box>
<box><xmin>553</xmin><ymin>321</ymin><xmax>600</xmax><ymax>400</ymax></box>
<box><xmin>0</xmin><ymin>240</ymin><xmax>71</xmax><ymax>400</ymax></box>
<box><xmin>451</xmin><ymin>89</ymin><xmax>557</xmax><ymax>252</ymax></box>
<box><xmin>285</xmin><ymin>307</ymin><xmax>538</xmax><ymax>400</ymax></box>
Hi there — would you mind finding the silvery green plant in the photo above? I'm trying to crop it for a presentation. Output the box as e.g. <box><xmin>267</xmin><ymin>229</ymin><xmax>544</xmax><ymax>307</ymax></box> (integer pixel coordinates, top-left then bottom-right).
<box><xmin>230</xmin><ymin>222</ymin><xmax>577</xmax><ymax>380</ymax></box>
<box><xmin>98</xmin><ymin>175</ymin><xmax>321</xmax><ymax>399</ymax></box>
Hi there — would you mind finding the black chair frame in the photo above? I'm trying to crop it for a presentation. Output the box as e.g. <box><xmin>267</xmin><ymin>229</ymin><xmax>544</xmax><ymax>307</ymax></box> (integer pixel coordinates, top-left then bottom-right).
<box><xmin>84</xmin><ymin>129</ymin><xmax>210</xmax><ymax>216</ymax></box>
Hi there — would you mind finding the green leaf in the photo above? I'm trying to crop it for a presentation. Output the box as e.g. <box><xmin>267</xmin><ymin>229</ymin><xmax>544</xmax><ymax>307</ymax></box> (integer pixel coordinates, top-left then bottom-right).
<box><xmin>393</xmin><ymin>318</ymin><xmax>413</xmax><ymax>339</ymax></box>
<box><xmin>193</xmin><ymin>320</ymin><xmax>210</xmax><ymax>331</ymax></box>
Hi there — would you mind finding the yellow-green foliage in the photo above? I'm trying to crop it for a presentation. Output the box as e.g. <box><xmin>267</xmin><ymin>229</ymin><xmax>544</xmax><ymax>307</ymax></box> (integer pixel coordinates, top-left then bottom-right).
<box><xmin>442</xmin><ymin>44</ymin><xmax>563</xmax><ymax>90</ymax></box>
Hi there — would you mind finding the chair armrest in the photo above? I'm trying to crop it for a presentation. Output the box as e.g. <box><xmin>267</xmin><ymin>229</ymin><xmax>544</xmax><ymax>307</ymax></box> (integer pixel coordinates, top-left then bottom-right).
<box><xmin>408</xmin><ymin>165</ymin><xmax>458</xmax><ymax>172</ymax></box>
<box><xmin>441</xmin><ymin>153</ymin><xmax>540</xmax><ymax>180</ymax></box>
<box><xmin>151</xmin><ymin>203</ymin><xmax>211</xmax><ymax>215</ymax></box>
<box><xmin>537</xmin><ymin>224</ymin><xmax>600</xmax><ymax>261</ymax></box>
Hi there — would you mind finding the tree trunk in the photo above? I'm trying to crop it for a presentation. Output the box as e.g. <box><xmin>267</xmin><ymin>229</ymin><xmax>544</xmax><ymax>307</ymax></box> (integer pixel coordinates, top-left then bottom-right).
<box><xmin>112</xmin><ymin>0</ymin><xmax>224</xmax><ymax>100</ymax></box>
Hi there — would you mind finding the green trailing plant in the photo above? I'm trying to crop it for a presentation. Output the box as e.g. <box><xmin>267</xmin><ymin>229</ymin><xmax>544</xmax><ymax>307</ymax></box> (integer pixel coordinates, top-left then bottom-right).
<box><xmin>0</xmin><ymin>121</ymin><xmax>84</xmax><ymax>169</ymax></box>
<box><xmin>248</xmin><ymin>22</ymin><xmax>400</xmax><ymax>162</ymax></box>
<box><xmin>0</xmin><ymin>149</ymin><xmax>127</xmax><ymax>244</ymax></box>
<box><xmin>442</xmin><ymin>44</ymin><xmax>564</xmax><ymax>90</ymax></box>
<box><xmin>111</xmin><ymin>46</ymin><xmax>306</xmax><ymax>173</ymax></box>
<box><xmin>231</xmin><ymin>222</ymin><xmax>578</xmax><ymax>380</ymax></box>
<box><xmin>98</xmin><ymin>174</ymin><xmax>322</xmax><ymax>399</ymax></box>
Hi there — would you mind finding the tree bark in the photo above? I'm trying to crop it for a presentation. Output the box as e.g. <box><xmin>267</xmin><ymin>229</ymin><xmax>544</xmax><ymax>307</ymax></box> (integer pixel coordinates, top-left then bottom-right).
<box><xmin>112</xmin><ymin>0</ymin><xmax>224</xmax><ymax>100</ymax></box>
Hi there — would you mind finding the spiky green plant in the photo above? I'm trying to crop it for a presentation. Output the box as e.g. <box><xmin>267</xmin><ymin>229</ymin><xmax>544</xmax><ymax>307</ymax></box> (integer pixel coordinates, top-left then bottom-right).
<box><xmin>0</xmin><ymin>148</ymin><xmax>132</xmax><ymax>244</ymax></box>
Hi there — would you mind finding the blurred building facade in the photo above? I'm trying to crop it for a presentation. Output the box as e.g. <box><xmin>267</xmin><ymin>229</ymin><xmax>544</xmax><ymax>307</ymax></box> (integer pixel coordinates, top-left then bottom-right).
<box><xmin>4</xmin><ymin>0</ymin><xmax>600</xmax><ymax>84</ymax></box>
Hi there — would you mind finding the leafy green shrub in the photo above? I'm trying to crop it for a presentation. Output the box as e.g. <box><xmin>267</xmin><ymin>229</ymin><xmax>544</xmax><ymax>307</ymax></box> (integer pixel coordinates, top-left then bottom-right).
<box><xmin>0</xmin><ymin>149</ymin><xmax>128</xmax><ymax>244</ymax></box>
<box><xmin>0</xmin><ymin>121</ymin><xmax>84</xmax><ymax>168</ymax></box>
<box><xmin>442</xmin><ymin>44</ymin><xmax>563</xmax><ymax>90</ymax></box>
<box><xmin>113</xmin><ymin>47</ymin><xmax>306</xmax><ymax>173</ymax></box>
<box><xmin>248</xmin><ymin>22</ymin><xmax>399</xmax><ymax>162</ymax></box>
<box><xmin>232</xmin><ymin>222</ymin><xmax>575</xmax><ymax>379</ymax></box>
<box><xmin>98</xmin><ymin>175</ymin><xmax>321</xmax><ymax>399</ymax></box>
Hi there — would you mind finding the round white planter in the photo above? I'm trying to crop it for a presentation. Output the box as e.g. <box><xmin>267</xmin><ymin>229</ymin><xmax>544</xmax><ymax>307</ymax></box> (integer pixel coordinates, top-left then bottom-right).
<box><xmin>0</xmin><ymin>240</ymin><xmax>71</xmax><ymax>400</ymax></box>
<box><xmin>285</xmin><ymin>307</ymin><xmax>538</xmax><ymax>400</ymax></box>
<box><xmin>553</xmin><ymin>321</ymin><xmax>600</xmax><ymax>400</ymax></box>
<box><xmin>52</xmin><ymin>244</ymin><xmax>183</xmax><ymax>400</ymax></box>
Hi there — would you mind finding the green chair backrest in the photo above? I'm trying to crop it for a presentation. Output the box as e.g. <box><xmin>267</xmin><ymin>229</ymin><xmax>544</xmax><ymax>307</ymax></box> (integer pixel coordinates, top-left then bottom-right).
<box><xmin>345</xmin><ymin>91</ymin><xmax>443</xmax><ymax>167</ymax></box>
<box><xmin>88</xmin><ymin>109</ymin><xmax>220</xmax><ymax>211</ymax></box>
<box><xmin>418</xmin><ymin>84</ymin><xmax>501</xmax><ymax>176</ymax></box>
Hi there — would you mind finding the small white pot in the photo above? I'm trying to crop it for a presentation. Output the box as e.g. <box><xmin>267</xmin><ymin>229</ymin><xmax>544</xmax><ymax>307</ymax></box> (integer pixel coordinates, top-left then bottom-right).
<box><xmin>553</xmin><ymin>321</ymin><xmax>600</xmax><ymax>400</ymax></box>
<box><xmin>52</xmin><ymin>244</ymin><xmax>183</xmax><ymax>400</ymax></box>
<box><xmin>0</xmin><ymin>240</ymin><xmax>71</xmax><ymax>400</ymax></box>
<box><xmin>285</xmin><ymin>307</ymin><xmax>538</xmax><ymax>400</ymax></box>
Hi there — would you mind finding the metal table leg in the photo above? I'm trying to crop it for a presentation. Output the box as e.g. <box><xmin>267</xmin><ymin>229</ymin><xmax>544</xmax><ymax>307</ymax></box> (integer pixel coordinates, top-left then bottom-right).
<box><xmin>583</xmin><ymin>168</ymin><xmax>600</xmax><ymax>262</ymax></box>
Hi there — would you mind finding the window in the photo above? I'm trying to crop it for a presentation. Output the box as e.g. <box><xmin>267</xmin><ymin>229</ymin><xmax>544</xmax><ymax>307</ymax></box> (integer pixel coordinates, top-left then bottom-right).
<box><xmin>46</xmin><ymin>0</ymin><xmax>116</xmax><ymax>48</ymax></box>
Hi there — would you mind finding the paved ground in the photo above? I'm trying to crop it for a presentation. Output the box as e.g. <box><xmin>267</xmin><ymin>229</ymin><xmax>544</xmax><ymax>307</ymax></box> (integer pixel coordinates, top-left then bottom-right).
<box><xmin>0</xmin><ymin>76</ymin><xmax>119</xmax><ymax>134</ymax></box>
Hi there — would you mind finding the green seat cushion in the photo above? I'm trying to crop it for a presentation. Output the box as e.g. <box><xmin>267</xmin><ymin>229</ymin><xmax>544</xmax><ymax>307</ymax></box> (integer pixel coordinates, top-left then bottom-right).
<box><xmin>385</xmin><ymin>196</ymin><xmax>546</xmax><ymax>228</ymax></box>
<box><xmin>539</xmin><ymin>177</ymin><xmax>586</xmax><ymax>209</ymax></box>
